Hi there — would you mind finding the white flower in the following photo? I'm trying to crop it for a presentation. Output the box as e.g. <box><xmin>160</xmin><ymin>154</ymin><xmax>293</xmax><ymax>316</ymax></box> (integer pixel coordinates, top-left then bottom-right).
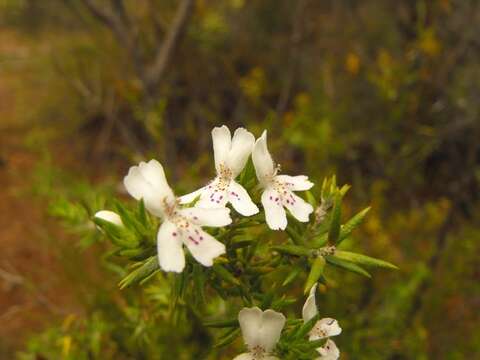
<box><xmin>302</xmin><ymin>284</ymin><xmax>341</xmax><ymax>360</ymax></box>
<box><xmin>316</xmin><ymin>339</ymin><xmax>340</xmax><ymax>360</ymax></box>
<box><xmin>234</xmin><ymin>307</ymin><xmax>286</xmax><ymax>360</ymax></box>
<box><xmin>94</xmin><ymin>210</ymin><xmax>123</xmax><ymax>226</ymax></box>
<box><xmin>180</xmin><ymin>125</ymin><xmax>259</xmax><ymax>216</ymax></box>
<box><xmin>123</xmin><ymin>159</ymin><xmax>232</xmax><ymax>273</ymax></box>
<box><xmin>252</xmin><ymin>130</ymin><xmax>314</xmax><ymax>230</ymax></box>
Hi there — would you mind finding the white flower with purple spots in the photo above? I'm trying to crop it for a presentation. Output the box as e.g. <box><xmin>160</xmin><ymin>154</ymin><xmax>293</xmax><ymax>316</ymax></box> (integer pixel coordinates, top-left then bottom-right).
<box><xmin>302</xmin><ymin>283</ymin><xmax>342</xmax><ymax>360</ymax></box>
<box><xmin>252</xmin><ymin>130</ymin><xmax>314</xmax><ymax>230</ymax></box>
<box><xmin>180</xmin><ymin>125</ymin><xmax>259</xmax><ymax>216</ymax></box>
<box><xmin>234</xmin><ymin>307</ymin><xmax>286</xmax><ymax>360</ymax></box>
<box><xmin>123</xmin><ymin>159</ymin><xmax>232</xmax><ymax>273</ymax></box>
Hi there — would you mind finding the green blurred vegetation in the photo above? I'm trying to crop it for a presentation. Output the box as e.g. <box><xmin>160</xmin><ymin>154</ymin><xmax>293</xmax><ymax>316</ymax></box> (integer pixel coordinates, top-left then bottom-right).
<box><xmin>1</xmin><ymin>0</ymin><xmax>479</xmax><ymax>359</ymax></box>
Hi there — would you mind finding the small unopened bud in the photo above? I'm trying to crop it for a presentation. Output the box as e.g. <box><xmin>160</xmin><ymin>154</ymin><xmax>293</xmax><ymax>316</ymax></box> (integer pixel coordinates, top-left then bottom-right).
<box><xmin>94</xmin><ymin>210</ymin><xmax>124</xmax><ymax>227</ymax></box>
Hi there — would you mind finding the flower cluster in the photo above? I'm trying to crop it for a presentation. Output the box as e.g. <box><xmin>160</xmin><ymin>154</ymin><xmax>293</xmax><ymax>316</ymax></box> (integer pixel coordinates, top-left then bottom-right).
<box><xmin>94</xmin><ymin>125</ymin><xmax>349</xmax><ymax>358</ymax></box>
<box><xmin>97</xmin><ymin>125</ymin><xmax>314</xmax><ymax>273</ymax></box>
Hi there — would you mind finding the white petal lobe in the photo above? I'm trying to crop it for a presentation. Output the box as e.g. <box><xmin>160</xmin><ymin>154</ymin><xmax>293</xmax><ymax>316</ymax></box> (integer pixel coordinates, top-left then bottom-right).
<box><xmin>227</xmin><ymin>128</ymin><xmax>255</xmax><ymax>177</ymax></box>
<box><xmin>183</xmin><ymin>226</ymin><xmax>225</xmax><ymax>267</ymax></box>
<box><xmin>179</xmin><ymin>187</ymin><xmax>205</xmax><ymax>204</ymax></box>
<box><xmin>123</xmin><ymin>160</ymin><xmax>174</xmax><ymax>217</ymax></box>
<box><xmin>180</xmin><ymin>207</ymin><xmax>232</xmax><ymax>227</ymax></box>
<box><xmin>195</xmin><ymin>178</ymin><xmax>229</xmax><ymax>208</ymax></box>
<box><xmin>233</xmin><ymin>354</ymin><xmax>255</xmax><ymax>360</ymax></box>
<box><xmin>252</xmin><ymin>130</ymin><xmax>275</xmax><ymax>183</ymax></box>
<box><xmin>259</xmin><ymin>309</ymin><xmax>286</xmax><ymax>352</ymax></box>
<box><xmin>123</xmin><ymin>165</ymin><xmax>154</xmax><ymax>201</ymax></box>
<box><xmin>309</xmin><ymin>318</ymin><xmax>342</xmax><ymax>341</ymax></box>
<box><xmin>275</xmin><ymin>174</ymin><xmax>314</xmax><ymax>191</ymax></box>
<box><xmin>157</xmin><ymin>221</ymin><xmax>185</xmax><ymax>273</ymax></box>
<box><xmin>261</xmin><ymin>188</ymin><xmax>287</xmax><ymax>230</ymax></box>
<box><xmin>316</xmin><ymin>339</ymin><xmax>340</xmax><ymax>360</ymax></box>
<box><xmin>138</xmin><ymin>160</ymin><xmax>171</xmax><ymax>195</ymax></box>
<box><xmin>212</xmin><ymin>125</ymin><xmax>232</xmax><ymax>173</ymax></box>
<box><xmin>228</xmin><ymin>181</ymin><xmax>259</xmax><ymax>216</ymax></box>
<box><xmin>302</xmin><ymin>283</ymin><xmax>318</xmax><ymax>322</ymax></box>
<box><xmin>282</xmin><ymin>191</ymin><xmax>313</xmax><ymax>222</ymax></box>
<box><xmin>238</xmin><ymin>307</ymin><xmax>263</xmax><ymax>350</ymax></box>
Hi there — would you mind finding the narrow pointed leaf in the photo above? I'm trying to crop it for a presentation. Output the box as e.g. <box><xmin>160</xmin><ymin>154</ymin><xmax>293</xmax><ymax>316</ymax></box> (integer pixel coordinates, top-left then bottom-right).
<box><xmin>282</xmin><ymin>266</ymin><xmax>302</xmax><ymax>286</ymax></box>
<box><xmin>304</xmin><ymin>256</ymin><xmax>326</xmax><ymax>294</ymax></box>
<box><xmin>325</xmin><ymin>255</ymin><xmax>371</xmax><ymax>278</ymax></box>
<box><xmin>212</xmin><ymin>264</ymin><xmax>240</xmax><ymax>286</ymax></box>
<box><xmin>272</xmin><ymin>245</ymin><xmax>312</xmax><ymax>257</ymax></box>
<box><xmin>119</xmin><ymin>256</ymin><xmax>159</xmax><ymax>289</ymax></box>
<box><xmin>328</xmin><ymin>193</ymin><xmax>342</xmax><ymax>244</ymax></box>
<box><xmin>337</xmin><ymin>207</ymin><xmax>371</xmax><ymax>244</ymax></box>
<box><xmin>204</xmin><ymin>319</ymin><xmax>238</xmax><ymax>328</ymax></box>
<box><xmin>334</xmin><ymin>250</ymin><xmax>398</xmax><ymax>270</ymax></box>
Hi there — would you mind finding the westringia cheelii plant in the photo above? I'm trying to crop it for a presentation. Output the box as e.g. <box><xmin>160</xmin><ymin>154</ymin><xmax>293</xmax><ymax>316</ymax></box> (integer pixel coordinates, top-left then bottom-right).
<box><xmin>94</xmin><ymin>125</ymin><xmax>397</xmax><ymax>359</ymax></box>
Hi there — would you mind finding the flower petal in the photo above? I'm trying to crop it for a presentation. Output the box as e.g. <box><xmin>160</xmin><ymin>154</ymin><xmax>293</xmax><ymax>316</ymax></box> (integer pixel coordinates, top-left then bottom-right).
<box><xmin>276</xmin><ymin>174</ymin><xmax>314</xmax><ymax>191</ymax></box>
<box><xmin>282</xmin><ymin>191</ymin><xmax>313</xmax><ymax>222</ymax></box>
<box><xmin>227</xmin><ymin>128</ymin><xmax>255</xmax><ymax>177</ymax></box>
<box><xmin>252</xmin><ymin>130</ymin><xmax>275</xmax><ymax>183</ymax></box>
<box><xmin>259</xmin><ymin>309</ymin><xmax>286</xmax><ymax>352</ymax></box>
<box><xmin>233</xmin><ymin>353</ymin><xmax>255</xmax><ymax>360</ymax></box>
<box><xmin>228</xmin><ymin>181</ymin><xmax>259</xmax><ymax>216</ymax></box>
<box><xmin>195</xmin><ymin>178</ymin><xmax>229</xmax><ymax>208</ymax></box>
<box><xmin>138</xmin><ymin>160</ymin><xmax>172</xmax><ymax>196</ymax></box>
<box><xmin>302</xmin><ymin>283</ymin><xmax>318</xmax><ymax>322</ymax></box>
<box><xmin>157</xmin><ymin>221</ymin><xmax>185</xmax><ymax>273</ymax></box>
<box><xmin>178</xmin><ymin>187</ymin><xmax>205</xmax><ymax>204</ymax></box>
<box><xmin>261</xmin><ymin>188</ymin><xmax>287</xmax><ymax>230</ymax></box>
<box><xmin>94</xmin><ymin>210</ymin><xmax>123</xmax><ymax>226</ymax></box>
<box><xmin>183</xmin><ymin>226</ymin><xmax>225</xmax><ymax>267</ymax></box>
<box><xmin>309</xmin><ymin>318</ymin><xmax>342</xmax><ymax>341</ymax></box>
<box><xmin>238</xmin><ymin>307</ymin><xmax>263</xmax><ymax>350</ymax></box>
<box><xmin>316</xmin><ymin>339</ymin><xmax>340</xmax><ymax>360</ymax></box>
<box><xmin>212</xmin><ymin>125</ymin><xmax>232</xmax><ymax>173</ymax></box>
<box><xmin>123</xmin><ymin>160</ymin><xmax>174</xmax><ymax>216</ymax></box>
<box><xmin>180</xmin><ymin>207</ymin><xmax>232</xmax><ymax>227</ymax></box>
<box><xmin>124</xmin><ymin>165</ymin><xmax>154</xmax><ymax>201</ymax></box>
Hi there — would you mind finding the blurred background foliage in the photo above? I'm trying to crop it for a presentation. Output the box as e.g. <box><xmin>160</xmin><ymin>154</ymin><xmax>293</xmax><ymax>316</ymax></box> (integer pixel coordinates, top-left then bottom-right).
<box><xmin>0</xmin><ymin>0</ymin><xmax>479</xmax><ymax>359</ymax></box>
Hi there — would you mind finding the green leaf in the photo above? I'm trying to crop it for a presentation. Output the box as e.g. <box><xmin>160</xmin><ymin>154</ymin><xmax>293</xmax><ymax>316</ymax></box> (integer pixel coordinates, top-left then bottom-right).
<box><xmin>93</xmin><ymin>218</ymin><xmax>138</xmax><ymax>248</ymax></box>
<box><xmin>305</xmin><ymin>190</ymin><xmax>317</xmax><ymax>207</ymax></box>
<box><xmin>215</xmin><ymin>328</ymin><xmax>240</xmax><ymax>348</ymax></box>
<box><xmin>294</xmin><ymin>313</ymin><xmax>320</xmax><ymax>340</ymax></box>
<box><xmin>339</xmin><ymin>184</ymin><xmax>350</xmax><ymax>196</ymax></box>
<box><xmin>272</xmin><ymin>245</ymin><xmax>312</xmax><ymax>257</ymax></box>
<box><xmin>138</xmin><ymin>199</ymin><xmax>147</xmax><ymax>225</ymax></box>
<box><xmin>310</xmin><ymin>233</ymin><xmax>328</xmax><ymax>248</ymax></box>
<box><xmin>118</xmin><ymin>247</ymin><xmax>155</xmax><ymax>260</ymax></box>
<box><xmin>328</xmin><ymin>193</ymin><xmax>342</xmax><ymax>244</ymax></box>
<box><xmin>203</xmin><ymin>319</ymin><xmax>238</xmax><ymax>328</ymax></box>
<box><xmin>304</xmin><ymin>256</ymin><xmax>326</xmax><ymax>294</ymax></box>
<box><xmin>282</xmin><ymin>266</ymin><xmax>302</xmax><ymax>286</ymax></box>
<box><xmin>238</xmin><ymin>157</ymin><xmax>256</xmax><ymax>190</ymax></box>
<box><xmin>334</xmin><ymin>250</ymin><xmax>398</xmax><ymax>270</ymax></box>
<box><xmin>307</xmin><ymin>338</ymin><xmax>328</xmax><ymax>350</ymax></box>
<box><xmin>212</xmin><ymin>264</ymin><xmax>240</xmax><ymax>286</ymax></box>
<box><xmin>325</xmin><ymin>255</ymin><xmax>371</xmax><ymax>278</ymax></box>
<box><xmin>193</xmin><ymin>264</ymin><xmax>206</xmax><ymax>305</ymax></box>
<box><xmin>260</xmin><ymin>292</ymin><xmax>274</xmax><ymax>309</ymax></box>
<box><xmin>118</xmin><ymin>256</ymin><xmax>159</xmax><ymax>289</ymax></box>
<box><xmin>337</xmin><ymin>206</ymin><xmax>371</xmax><ymax>244</ymax></box>
<box><xmin>285</xmin><ymin>227</ymin><xmax>305</xmax><ymax>245</ymax></box>
<box><xmin>230</xmin><ymin>239</ymin><xmax>255</xmax><ymax>250</ymax></box>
